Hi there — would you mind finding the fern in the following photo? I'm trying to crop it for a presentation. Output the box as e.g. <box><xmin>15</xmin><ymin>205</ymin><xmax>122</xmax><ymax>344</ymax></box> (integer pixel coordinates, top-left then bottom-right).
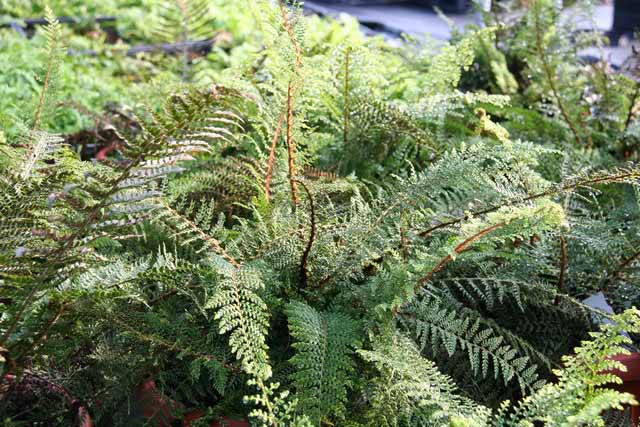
<box><xmin>285</xmin><ymin>301</ymin><xmax>360</xmax><ymax>424</ymax></box>
<box><xmin>494</xmin><ymin>309</ymin><xmax>640</xmax><ymax>426</ymax></box>
<box><xmin>402</xmin><ymin>295</ymin><xmax>542</xmax><ymax>392</ymax></box>
<box><xmin>206</xmin><ymin>263</ymin><xmax>270</xmax><ymax>379</ymax></box>
<box><xmin>359</xmin><ymin>332</ymin><xmax>490</xmax><ymax>427</ymax></box>
<box><xmin>3</xmin><ymin>1</ymin><xmax>640</xmax><ymax>425</ymax></box>
<box><xmin>31</xmin><ymin>6</ymin><xmax>64</xmax><ymax>132</ymax></box>
<box><xmin>422</xmin><ymin>27</ymin><xmax>496</xmax><ymax>97</ymax></box>
<box><xmin>153</xmin><ymin>0</ymin><xmax>217</xmax><ymax>80</ymax></box>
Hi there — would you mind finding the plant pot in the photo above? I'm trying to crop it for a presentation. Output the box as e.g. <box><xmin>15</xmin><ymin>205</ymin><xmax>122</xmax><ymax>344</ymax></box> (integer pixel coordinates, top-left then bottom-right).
<box><xmin>608</xmin><ymin>353</ymin><xmax>640</xmax><ymax>426</ymax></box>
<box><xmin>1</xmin><ymin>373</ymin><xmax>93</xmax><ymax>427</ymax></box>
<box><xmin>134</xmin><ymin>379</ymin><xmax>249</xmax><ymax>427</ymax></box>
<box><xmin>184</xmin><ymin>410</ymin><xmax>250</xmax><ymax>427</ymax></box>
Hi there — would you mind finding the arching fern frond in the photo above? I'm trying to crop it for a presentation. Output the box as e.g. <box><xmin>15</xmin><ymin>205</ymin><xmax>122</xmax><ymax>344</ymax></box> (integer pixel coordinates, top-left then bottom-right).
<box><xmin>401</xmin><ymin>295</ymin><xmax>542</xmax><ymax>392</ymax></box>
<box><xmin>351</xmin><ymin>95</ymin><xmax>437</xmax><ymax>151</ymax></box>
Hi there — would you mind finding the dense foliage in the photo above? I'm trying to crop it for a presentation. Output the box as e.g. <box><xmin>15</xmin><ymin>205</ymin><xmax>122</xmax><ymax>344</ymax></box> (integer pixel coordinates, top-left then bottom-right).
<box><xmin>1</xmin><ymin>0</ymin><xmax>639</xmax><ymax>425</ymax></box>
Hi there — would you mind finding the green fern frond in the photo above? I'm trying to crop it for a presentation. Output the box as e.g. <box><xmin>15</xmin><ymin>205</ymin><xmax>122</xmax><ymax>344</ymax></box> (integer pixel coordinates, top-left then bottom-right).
<box><xmin>153</xmin><ymin>0</ymin><xmax>217</xmax><ymax>79</ymax></box>
<box><xmin>495</xmin><ymin>309</ymin><xmax>640</xmax><ymax>426</ymax></box>
<box><xmin>402</xmin><ymin>296</ymin><xmax>541</xmax><ymax>392</ymax></box>
<box><xmin>285</xmin><ymin>301</ymin><xmax>361</xmax><ymax>424</ymax></box>
<box><xmin>359</xmin><ymin>332</ymin><xmax>490</xmax><ymax>427</ymax></box>
<box><xmin>423</xmin><ymin>27</ymin><xmax>496</xmax><ymax>97</ymax></box>
<box><xmin>206</xmin><ymin>263</ymin><xmax>271</xmax><ymax>379</ymax></box>
<box><xmin>32</xmin><ymin>6</ymin><xmax>64</xmax><ymax>132</ymax></box>
<box><xmin>351</xmin><ymin>96</ymin><xmax>437</xmax><ymax>151</ymax></box>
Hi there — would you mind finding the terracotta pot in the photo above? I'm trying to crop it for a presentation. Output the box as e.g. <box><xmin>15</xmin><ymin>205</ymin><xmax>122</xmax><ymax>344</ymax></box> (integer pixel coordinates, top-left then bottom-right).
<box><xmin>135</xmin><ymin>379</ymin><xmax>249</xmax><ymax>427</ymax></box>
<box><xmin>608</xmin><ymin>353</ymin><xmax>640</xmax><ymax>426</ymax></box>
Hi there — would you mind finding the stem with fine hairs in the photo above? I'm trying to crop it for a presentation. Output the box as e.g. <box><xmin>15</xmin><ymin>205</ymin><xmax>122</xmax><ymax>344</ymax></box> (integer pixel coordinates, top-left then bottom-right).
<box><xmin>415</xmin><ymin>222</ymin><xmax>505</xmax><ymax>290</ymax></box>
<box><xmin>286</xmin><ymin>83</ymin><xmax>299</xmax><ymax>208</ymax></box>
<box><xmin>294</xmin><ymin>179</ymin><xmax>316</xmax><ymax>289</ymax></box>
<box><xmin>264</xmin><ymin>110</ymin><xmax>285</xmax><ymax>202</ymax></box>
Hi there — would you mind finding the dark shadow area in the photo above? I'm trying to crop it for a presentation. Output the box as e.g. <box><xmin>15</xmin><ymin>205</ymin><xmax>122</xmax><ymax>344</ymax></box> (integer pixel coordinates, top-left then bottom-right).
<box><xmin>309</xmin><ymin>0</ymin><xmax>471</xmax><ymax>13</ymax></box>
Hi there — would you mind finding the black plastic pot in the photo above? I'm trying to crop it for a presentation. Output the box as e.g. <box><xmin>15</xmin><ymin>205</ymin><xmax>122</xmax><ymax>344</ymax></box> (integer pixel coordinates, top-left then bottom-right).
<box><xmin>312</xmin><ymin>0</ymin><xmax>471</xmax><ymax>13</ymax></box>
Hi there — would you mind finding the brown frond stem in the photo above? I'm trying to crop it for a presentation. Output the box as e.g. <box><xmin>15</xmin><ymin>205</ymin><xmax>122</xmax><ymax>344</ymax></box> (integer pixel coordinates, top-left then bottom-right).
<box><xmin>286</xmin><ymin>83</ymin><xmax>299</xmax><ymax>208</ymax></box>
<box><xmin>418</xmin><ymin>169</ymin><xmax>640</xmax><ymax>238</ymax></box>
<box><xmin>618</xmin><ymin>250</ymin><xmax>640</xmax><ymax>271</ymax></box>
<box><xmin>277</xmin><ymin>2</ymin><xmax>303</xmax><ymax>209</ymax></box>
<box><xmin>264</xmin><ymin>110</ymin><xmax>285</xmax><ymax>202</ymax></box>
<box><xmin>532</xmin><ymin>0</ymin><xmax>582</xmax><ymax>145</ymax></box>
<box><xmin>605</xmin><ymin>249</ymin><xmax>640</xmax><ymax>290</ymax></box>
<box><xmin>415</xmin><ymin>222</ymin><xmax>505</xmax><ymax>290</ymax></box>
<box><xmin>278</xmin><ymin>1</ymin><xmax>302</xmax><ymax>71</ymax></box>
<box><xmin>294</xmin><ymin>179</ymin><xmax>316</xmax><ymax>289</ymax></box>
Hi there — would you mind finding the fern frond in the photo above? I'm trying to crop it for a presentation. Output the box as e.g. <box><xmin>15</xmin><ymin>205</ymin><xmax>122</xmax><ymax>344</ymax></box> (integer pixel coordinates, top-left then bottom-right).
<box><xmin>351</xmin><ymin>96</ymin><xmax>437</xmax><ymax>151</ymax></box>
<box><xmin>19</xmin><ymin>131</ymin><xmax>64</xmax><ymax>182</ymax></box>
<box><xmin>206</xmin><ymin>263</ymin><xmax>271</xmax><ymax>380</ymax></box>
<box><xmin>402</xmin><ymin>295</ymin><xmax>541</xmax><ymax>392</ymax></box>
<box><xmin>495</xmin><ymin>309</ymin><xmax>640</xmax><ymax>426</ymax></box>
<box><xmin>153</xmin><ymin>0</ymin><xmax>217</xmax><ymax>79</ymax></box>
<box><xmin>32</xmin><ymin>6</ymin><xmax>64</xmax><ymax>131</ymax></box>
<box><xmin>418</xmin><ymin>165</ymin><xmax>640</xmax><ymax>238</ymax></box>
<box><xmin>285</xmin><ymin>301</ymin><xmax>360</xmax><ymax>424</ymax></box>
<box><xmin>423</xmin><ymin>27</ymin><xmax>496</xmax><ymax>97</ymax></box>
<box><xmin>359</xmin><ymin>332</ymin><xmax>489</xmax><ymax>427</ymax></box>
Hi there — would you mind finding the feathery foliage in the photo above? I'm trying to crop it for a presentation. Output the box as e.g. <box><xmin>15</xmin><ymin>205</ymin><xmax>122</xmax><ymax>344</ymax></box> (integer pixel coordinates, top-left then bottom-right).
<box><xmin>2</xmin><ymin>0</ymin><xmax>640</xmax><ymax>426</ymax></box>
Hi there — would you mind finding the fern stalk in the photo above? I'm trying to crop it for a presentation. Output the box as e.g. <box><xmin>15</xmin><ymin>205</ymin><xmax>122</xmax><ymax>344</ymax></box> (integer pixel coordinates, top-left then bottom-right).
<box><xmin>278</xmin><ymin>1</ymin><xmax>303</xmax><ymax>209</ymax></box>
<box><xmin>606</xmin><ymin>248</ymin><xmax>640</xmax><ymax>290</ymax></box>
<box><xmin>532</xmin><ymin>0</ymin><xmax>582</xmax><ymax>145</ymax></box>
<box><xmin>278</xmin><ymin>1</ymin><xmax>303</xmax><ymax>71</ymax></box>
<box><xmin>294</xmin><ymin>180</ymin><xmax>316</xmax><ymax>288</ymax></box>
<box><xmin>286</xmin><ymin>83</ymin><xmax>299</xmax><ymax>208</ymax></box>
<box><xmin>416</xmin><ymin>222</ymin><xmax>505</xmax><ymax>289</ymax></box>
<box><xmin>618</xmin><ymin>250</ymin><xmax>640</xmax><ymax>273</ymax></box>
<box><xmin>264</xmin><ymin>110</ymin><xmax>285</xmax><ymax>202</ymax></box>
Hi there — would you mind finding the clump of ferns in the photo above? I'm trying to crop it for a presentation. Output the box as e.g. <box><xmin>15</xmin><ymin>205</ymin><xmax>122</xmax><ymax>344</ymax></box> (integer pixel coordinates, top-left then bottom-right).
<box><xmin>0</xmin><ymin>13</ymin><xmax>247</xmax><ymax>380</ymax></box>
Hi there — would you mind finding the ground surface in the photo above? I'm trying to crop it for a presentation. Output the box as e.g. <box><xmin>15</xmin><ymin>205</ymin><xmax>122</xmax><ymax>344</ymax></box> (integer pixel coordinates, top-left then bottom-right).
<box><xmin>303</xmin><ymin>1</ymin><xmax>635</xmax><ymax>66</ymax></box>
